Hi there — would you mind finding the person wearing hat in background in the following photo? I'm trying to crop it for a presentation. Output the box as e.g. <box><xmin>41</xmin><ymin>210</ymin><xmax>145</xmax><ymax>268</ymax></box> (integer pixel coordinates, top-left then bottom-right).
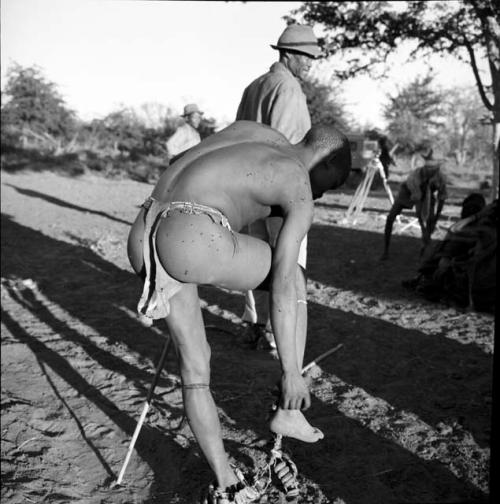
<box><xmin>235</xmin><ymin>24</ymin><xmax>322</xmax><ymax>350</ymax></box>
<box><xmin>381</xmin><ymin>151</ymin><xmax>448</xmax><ymax>261</ymax></box>
<box><xmin>165</xmin><ymin>103</ymin><xmax>203</xmax><ymax>162</ymax></box>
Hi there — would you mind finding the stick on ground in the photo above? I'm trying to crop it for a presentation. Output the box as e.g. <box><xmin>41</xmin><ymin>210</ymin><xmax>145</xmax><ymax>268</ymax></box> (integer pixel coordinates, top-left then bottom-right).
<box><xmin>302</xmin><ymin>343</ymin><xmax>344</xmax><ymax>375</ymax></box>
<box><xmin>112</xmin><ymin>335</ymin><xmax>171</xmax><ymax>487</ymax></box>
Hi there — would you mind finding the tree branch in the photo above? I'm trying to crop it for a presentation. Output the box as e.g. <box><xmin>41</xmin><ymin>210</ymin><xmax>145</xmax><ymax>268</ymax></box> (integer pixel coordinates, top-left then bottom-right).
<box><xmin>463</xmin><ymin>37</ymin><xmax>493</xmax><ymax>111</ymax></box>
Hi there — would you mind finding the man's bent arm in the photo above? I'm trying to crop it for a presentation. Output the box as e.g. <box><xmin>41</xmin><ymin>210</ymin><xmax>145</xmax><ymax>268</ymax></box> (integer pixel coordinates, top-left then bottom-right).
<box><xmin>435</xmin><ymin>199</ymin><xmax>445</xmax><ymax>220</ymax></box>
<box><xmin>415</xmin><ymin>200</ymin><xmax>430</xmax><ymax>239</ymax></box>
<box><xmin>430</xmin><ymin>198</ymin><xmax>445</xmax><ymax>233</ymax></box>
<box><xmin>270</xmin><ymin>202</ymin><xmax>313</xmax><ymax>409</ymax></box>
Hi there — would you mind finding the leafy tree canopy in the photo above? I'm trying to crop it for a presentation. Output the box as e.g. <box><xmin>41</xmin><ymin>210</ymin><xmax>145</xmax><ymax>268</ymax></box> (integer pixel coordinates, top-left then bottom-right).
<box><xmin>287</xmin><ymin>1</ymin><xmax>499</xmax><ymax>117</ymax></box>
<box><xmin>441</xmin><ymin>85</ymin><xmax>492</xmax><ymax>166</ymax></box>
<box><xmin>383</xmin><ymin>72</ymin><xmax>445</xmax><ymax>152</ymax></box>
<box><xmin>302</xmin><ymin>76</ymin><xmax>352</xmax><ymax>131</ymax></box>
<box><xmin>1</xmin><ymin>63</ymin><xmax>76</xmax><ymax>139</ymax></box>
<box><xmin>288</xmin><ymin>0</ymin><xmax>499</xmax><ymax>196</ymax></box>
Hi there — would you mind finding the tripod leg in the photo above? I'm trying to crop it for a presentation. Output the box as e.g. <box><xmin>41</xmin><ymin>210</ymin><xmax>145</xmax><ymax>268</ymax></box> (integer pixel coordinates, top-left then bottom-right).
<box><xmin>353</xmin><ymin>167</ymin><xmax>375</xmax><ymax>222</ymax></box>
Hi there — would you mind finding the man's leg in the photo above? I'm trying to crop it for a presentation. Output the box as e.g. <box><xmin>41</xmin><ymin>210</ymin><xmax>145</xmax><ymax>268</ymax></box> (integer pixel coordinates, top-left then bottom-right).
<box><xmin>240</xmin><ymin>220</ymin><xmax>273</xmax><ymax>346</ymax></box>
<box><xmin>165</xmin><ymin>283</ymin><xmax>239</xmax><ymax>490</ymax></box>
<box><xmin>381</xmin><ymin>202</ymin><xmax>404</xmax><ymax>260</ymax></box>
<box><xmin>156</xmin><ymin>214</ymin><xmax>321</xmax><ymax>445</ymax></box>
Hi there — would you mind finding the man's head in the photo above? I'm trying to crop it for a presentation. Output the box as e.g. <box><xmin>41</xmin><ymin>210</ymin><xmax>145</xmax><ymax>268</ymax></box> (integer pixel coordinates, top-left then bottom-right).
<box><xmin>303</xmin><ymin>125</ymin><xmax>352</xmax><ymax>199</ymax></box>
<box><xmin>279</xmin><ymin>50</ymin><xmax>314</xmax><ymax>80</ymax></box>
<box><xmin>461</xmin><ymin>193</ymin><xmax>486</xmax><ymax>219</ymax></box>
<box><xmin>271</xmin><ymin>24</ymin><xmax>321</xmax><ymax>80</ymax></box>
<box><xmin>418</xmin><ymin>141</ymin><xmax>433</xmax><ymax>160</ymax></box>
<box><xmin>182</xmin><ymin>103</ymin><xmax>203</xmax><ymax>129</ymax></box>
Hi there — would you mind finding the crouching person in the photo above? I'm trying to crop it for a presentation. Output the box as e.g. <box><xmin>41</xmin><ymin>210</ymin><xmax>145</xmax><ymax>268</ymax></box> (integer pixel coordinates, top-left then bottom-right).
<box><xmin>127</xmin><ymin>120</ymin><xmax>351</xmax><ymax>502</ymax></box>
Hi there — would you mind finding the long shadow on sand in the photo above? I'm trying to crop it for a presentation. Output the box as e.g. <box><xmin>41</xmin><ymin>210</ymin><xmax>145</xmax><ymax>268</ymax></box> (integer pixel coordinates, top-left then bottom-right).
<box><xmin>1</xmin><ymin>214</ymin><xmax>489</xmax><ymax>503</ymax></box>
<box><xmin>308</xmin><ymin>222</ymin><xmax>435</xmax><ymax>300</ymax></box>
<box><xmin>200</xmin><ymin>287</ymin><xmax>490</xmax><ymax>503</ymax></box>
<box><xmin>5</xmin><ymin>184</ymin><xmax>133</xmax><ymax>225</ymax></box>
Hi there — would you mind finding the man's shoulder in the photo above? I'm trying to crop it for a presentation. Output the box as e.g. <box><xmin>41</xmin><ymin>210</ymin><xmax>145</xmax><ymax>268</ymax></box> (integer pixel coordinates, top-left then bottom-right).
<box><xmin>247</xmin><ymin>63</ymin><xmax>299</xmax><ymax>91</ymax></box>
<box><xmin>437</xmin><ymin>170</ymin><xmax>447</xmax><ymax>183</ymax></box>
<box><xmin>408</xmin><ymin>167</ymin><xmax>424</xmax><ymax>181</ymax></box>
<box><xmin>269</xmin><ymin>151</ymin><xmax>308</xmax><ymax>181</ymax></box>
<box><xmin>432</xmin><ymin>170</ymin><xmax>448</xmax><ymax>191</ymax></box>
<box><xmin>181</xmin><ymin>123</ymin><xmax>199</xmax><ymax>133</ymax></box>
<box><xmin>218</xmin><ymin>121</ymin><xmax>290</xmax><ymax>146</ymax></box>
<box><xmin>172</xmin><ymin>123</ymin><xmax>190</xmax><ymax>135</ymax></box>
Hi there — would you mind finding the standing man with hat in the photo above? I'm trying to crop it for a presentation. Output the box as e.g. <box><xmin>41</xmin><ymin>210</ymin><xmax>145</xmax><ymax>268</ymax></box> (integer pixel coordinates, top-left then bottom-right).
<box><xmin>166</xmin><ymin>103</ymin><xmax>203</xmax><ymax>162</ymax></box>
<box><xmin>235</xmin><ymin>24</ymin><xmax>322</xmax><ymax>349</ymax></box>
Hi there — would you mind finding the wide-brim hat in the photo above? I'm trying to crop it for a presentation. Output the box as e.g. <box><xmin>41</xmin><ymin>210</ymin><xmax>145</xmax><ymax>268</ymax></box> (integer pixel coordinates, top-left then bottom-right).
<box><xmin>182</xmin><ymin>103</ymin><xmax>204</xmax><ymax>117</ymax></box>
<box><xmin>271</xmin><ymin>24</ymin><xmax>322</xmax><ymax>59</ymax></box>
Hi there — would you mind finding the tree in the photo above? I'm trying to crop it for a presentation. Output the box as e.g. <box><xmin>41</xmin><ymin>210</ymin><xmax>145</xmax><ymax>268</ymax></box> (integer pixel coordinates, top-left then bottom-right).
<box><xmin>102</xmin><ymin>108</ymin><xmax>145</xmax><ymax>154</ymax></box>
<box><xmin>302</xmin><ymin>76</ymin><xmax>352</xmax><ymax>131</ymax></box>
<box><xmin>383</xmin><ymin>73</ymin><xmax>445</xmax><ymax>153</ymax></box>
<box><xmin>1</xmin><ymin>63</ymin><xmax>76</xmax><ymax>145</ymax></box>
<box><xmin>442</xmin><ymin>85</ymin><xmax>491</xmax><ymax>170</ymax></box>
<box><xmin>287</xmin><ymin>0</ymin><xmax>500</xmax><ymax>199</ymax></box>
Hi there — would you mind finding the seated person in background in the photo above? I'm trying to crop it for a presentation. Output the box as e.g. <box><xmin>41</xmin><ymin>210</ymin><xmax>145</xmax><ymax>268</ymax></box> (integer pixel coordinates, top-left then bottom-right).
<box><xmin>459</xmin><ymin>192</ymin><xmax>487</xmax><ymax>219</ymax></box>
<box><xmin>381</xmin><ymin>157</ymin><xmax>448</xmax><ymax>260</ymax></box>
<box><xmin>404</xmin><ymin>194</ymin><xmax>495</xmax><ymax>312</ymax></box>
<box><xmin>127</xmin><ymin>120</ymin><xmax>351</xmax><ymax>503</ymax></box>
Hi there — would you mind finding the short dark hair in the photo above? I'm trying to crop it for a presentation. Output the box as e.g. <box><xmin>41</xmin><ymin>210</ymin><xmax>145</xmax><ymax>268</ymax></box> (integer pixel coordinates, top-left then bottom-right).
<box><xmin>304</xmin><ymin>124</ymin><xmax>348</xmax><ymax>152</ymax></box>
<box><xmin>305</xmin><ymin>124</ymin><xmax>352</xmax><ymax>190</ymax></box>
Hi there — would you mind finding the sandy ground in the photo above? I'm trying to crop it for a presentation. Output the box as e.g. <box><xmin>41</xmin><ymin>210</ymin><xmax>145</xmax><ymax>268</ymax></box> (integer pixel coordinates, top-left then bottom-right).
<box><xmin>1</xmin><ymin>169</ymin><xmax>494</xmax><ymax>504</ymax></box>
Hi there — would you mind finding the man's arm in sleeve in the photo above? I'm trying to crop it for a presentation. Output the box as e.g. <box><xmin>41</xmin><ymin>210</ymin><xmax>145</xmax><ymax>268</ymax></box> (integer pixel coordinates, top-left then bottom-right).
<box><xmin>406</xmin><ymin>168</ymin><xmax>423</xmax><ymax>203</ymax></box>
<box><xmin>430</xmin><ymin>174</ymin><xmax>448</xmax><ymax>233</ymax></box>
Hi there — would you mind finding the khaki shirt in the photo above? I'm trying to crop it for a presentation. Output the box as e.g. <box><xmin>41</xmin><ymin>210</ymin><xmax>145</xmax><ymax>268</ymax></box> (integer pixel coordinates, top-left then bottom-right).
<box><xmin>405</xmin><ymin>166</ymin><xmax>448</xmax><ymax>203</ymax></box>
<box><xmin>236</xmin><ymin>61</ymin><xmax>311</xmax><ymax>267</ymax></box>
<box><xmin>166</xmin><ymin>123</ymin><xmax>201</xmax><ymax>159</ymax></box>
<box><xmin>236</xmin><ymin>62</ymin><xmax>311</xmax><ymax>143</ymax></box>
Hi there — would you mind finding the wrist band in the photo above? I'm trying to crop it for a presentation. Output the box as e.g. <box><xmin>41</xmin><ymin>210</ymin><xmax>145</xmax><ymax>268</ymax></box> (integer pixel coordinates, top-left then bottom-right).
<box><xmin>182</xmin><ymin>383</ymin><xmax>210</xmax><ymax>390</ymax></box>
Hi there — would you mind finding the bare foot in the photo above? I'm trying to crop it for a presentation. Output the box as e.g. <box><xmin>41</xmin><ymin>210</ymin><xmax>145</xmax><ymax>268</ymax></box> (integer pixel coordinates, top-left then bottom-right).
<box><xmin>269</xmin><ymin>408</ymin><xmax>324</xmax><ymax>443</ymax></box>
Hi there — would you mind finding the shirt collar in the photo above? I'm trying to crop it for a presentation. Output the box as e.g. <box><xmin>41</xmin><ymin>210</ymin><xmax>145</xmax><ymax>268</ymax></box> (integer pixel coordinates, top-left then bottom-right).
<box><xmin>270</xmin><ymin>61</ymin><xmax>294</xmax><ymax>78</ymax></box>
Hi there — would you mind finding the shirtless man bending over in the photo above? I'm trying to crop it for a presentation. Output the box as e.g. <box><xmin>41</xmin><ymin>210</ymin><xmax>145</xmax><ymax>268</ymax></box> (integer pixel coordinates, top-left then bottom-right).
<box><xmin>127</xmin><ymin>120</ymin><xmax>351</xmax><ymax>503</ymax></box>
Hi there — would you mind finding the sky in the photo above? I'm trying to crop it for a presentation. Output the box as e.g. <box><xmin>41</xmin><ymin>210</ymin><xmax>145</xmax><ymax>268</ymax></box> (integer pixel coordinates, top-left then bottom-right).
<box><xmin>0</xmin><ymin>0</ymin><xmax>490</xmax><ymax>130</ymax></box>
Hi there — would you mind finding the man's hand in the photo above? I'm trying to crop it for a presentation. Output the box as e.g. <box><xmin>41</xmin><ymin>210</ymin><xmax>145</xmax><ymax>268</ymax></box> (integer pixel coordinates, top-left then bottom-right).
<box><xmin>280</xmin><ymin>370</ymin><xmax>311</xmax><ymax>410</ymax></box>
<box><xmin>415</xmin><ymin>200</ymin><xmax>424</xmax><ymax>220</ymax></box>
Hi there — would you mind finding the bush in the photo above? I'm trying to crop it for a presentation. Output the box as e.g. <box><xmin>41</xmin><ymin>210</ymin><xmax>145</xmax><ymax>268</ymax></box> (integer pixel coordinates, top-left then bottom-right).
<box><xmin>1</xmin><ymin>63</ymin><xmax>77</xmax><ymax>149</ymax></box>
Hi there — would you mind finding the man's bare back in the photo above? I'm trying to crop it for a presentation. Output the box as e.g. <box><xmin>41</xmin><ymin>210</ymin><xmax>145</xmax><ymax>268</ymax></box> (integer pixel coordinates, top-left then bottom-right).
<box><xmin>128</xmin><ymin>121</ymin><xmax>314</xmax><ymax>290</ymax></box>
<box><xmin>126</xmin><ymin>120</ymin><xmax>351</xmax><ymax>500</ymax></box>
<box><xmin>150</xmin><ymin>121</ymin><xmax>310</xmax><ymax>232</ymax></box>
